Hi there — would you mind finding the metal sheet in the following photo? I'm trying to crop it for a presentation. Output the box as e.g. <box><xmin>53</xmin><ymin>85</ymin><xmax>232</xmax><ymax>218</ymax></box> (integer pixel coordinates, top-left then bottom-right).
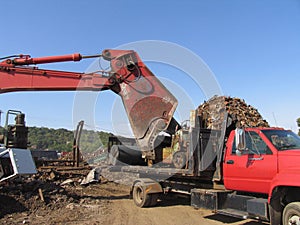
<box><xmin>9</xmin><ymin>148</ymin><xmax>37</xmax><ymax>174</ymax></box>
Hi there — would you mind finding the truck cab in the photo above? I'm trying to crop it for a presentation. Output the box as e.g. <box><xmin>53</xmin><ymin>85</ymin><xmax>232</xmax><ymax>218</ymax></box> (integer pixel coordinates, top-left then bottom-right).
<box><xmin>223</xmin><ymin>127</ymin><xmax>300</xmax><ymax>224</ymax></box>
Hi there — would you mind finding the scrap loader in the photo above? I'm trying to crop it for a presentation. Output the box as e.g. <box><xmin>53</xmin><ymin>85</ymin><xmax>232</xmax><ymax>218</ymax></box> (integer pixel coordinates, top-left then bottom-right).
<box><xmin>0</xmin><ymin>49</ymin><xmax>179</xmax><ymax>181</ymax></box>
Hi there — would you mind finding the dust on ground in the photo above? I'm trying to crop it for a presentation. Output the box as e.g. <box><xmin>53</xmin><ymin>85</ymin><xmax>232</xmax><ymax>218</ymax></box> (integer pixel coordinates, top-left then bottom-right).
<box><xmin>0</xmin><ymin>168</ymin><xmax>268</xmax><ymax>225</ymax></box>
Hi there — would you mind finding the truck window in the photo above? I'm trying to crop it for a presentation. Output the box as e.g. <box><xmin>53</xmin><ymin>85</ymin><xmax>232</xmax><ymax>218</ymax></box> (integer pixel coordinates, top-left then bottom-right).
<box><xmin>232</xmin><ymin>131</ymin><xmax>271</xmax><ymax>155</ymax></box>
<box><xmin>262</xmin><ymin>129</ymin><xmax>300</xmax><ymax>151</ymax></box>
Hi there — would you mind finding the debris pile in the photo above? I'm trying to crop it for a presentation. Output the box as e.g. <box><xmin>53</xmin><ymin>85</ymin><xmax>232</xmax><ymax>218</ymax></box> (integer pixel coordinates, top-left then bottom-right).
<box><xmin>0</xmin><ymin>167</ymin><xmax>129</xmax><ymax>224</ymax></box>
<box><xmin>197</xmin><ymin>96</ymin><xmax>269</xmax><ymax>129</ymax></box>
<box><xmin>0</xmin><ymin>168</ymin><xmax>97</xmax><ymax>219</ymax></box>
<box><xmin>0</xmin><ymin>173</ymin><xmax>70</xmax><ymax>219</ymax></box>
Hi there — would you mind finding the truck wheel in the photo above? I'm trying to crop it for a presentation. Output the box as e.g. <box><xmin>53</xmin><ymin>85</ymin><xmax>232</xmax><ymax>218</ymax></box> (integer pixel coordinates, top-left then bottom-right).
<box><xmin>283</xmin><ymin>202</ymin><xmax>300</xmax><ymax>225</ymax></box>
<box><xmin>172</xmin><ymin>151</ymin><xmax>186</xmax><ymax>169</ymax></box>
<box><xmin>132</xmin><ymin>181</ymin><xmax>152</xmax><ymax>207</ymax></box>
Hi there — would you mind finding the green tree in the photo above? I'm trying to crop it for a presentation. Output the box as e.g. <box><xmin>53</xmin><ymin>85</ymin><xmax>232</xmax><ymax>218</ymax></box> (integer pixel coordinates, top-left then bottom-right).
<box><xmin>28</xmin><ymin>127</ymin><xmax>111</xmax><ymax>152</ymax></box>
<box><xmin>297</xmin><ymin>118</ymin><xmax>300</xmax><ymax>136</ymax></box>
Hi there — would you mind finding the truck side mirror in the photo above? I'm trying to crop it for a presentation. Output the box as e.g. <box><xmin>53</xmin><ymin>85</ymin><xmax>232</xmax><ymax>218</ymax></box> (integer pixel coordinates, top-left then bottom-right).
<box><xmin>235</xmin><ymin>128</ymin><xmax>246</xmax><ymax>151</ymax></box>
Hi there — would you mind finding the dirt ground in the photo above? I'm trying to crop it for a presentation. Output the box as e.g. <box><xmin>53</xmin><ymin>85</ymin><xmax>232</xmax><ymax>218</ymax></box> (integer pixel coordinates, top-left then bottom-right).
<box><xmin>0</xmin><ymin>168</ymin><xmax>269</xmax><ymax>225</ymax></box>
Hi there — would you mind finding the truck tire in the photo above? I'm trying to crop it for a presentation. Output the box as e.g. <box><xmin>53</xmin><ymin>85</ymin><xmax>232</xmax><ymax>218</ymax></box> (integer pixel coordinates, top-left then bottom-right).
<box><xmin>172</xmin><ymin>151</ymin><xmax>186</xmax><ymax>169</ymax></box>
<box><xmin>282</xmin><ymin>202</ymin><xmax>300</xmax><ymax>225</ymax></box>
<box><xmin>132</xmin><ymin>181</ymin><xmax>152</xmax><ymax>207</ymax></box>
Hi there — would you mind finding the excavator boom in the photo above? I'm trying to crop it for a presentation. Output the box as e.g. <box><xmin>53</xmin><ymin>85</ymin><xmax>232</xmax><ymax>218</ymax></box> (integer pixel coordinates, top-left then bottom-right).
<box><xmin>0</xmin><ymin>49</ymin><xmax>179</xmax><ymax>161</ymax></box>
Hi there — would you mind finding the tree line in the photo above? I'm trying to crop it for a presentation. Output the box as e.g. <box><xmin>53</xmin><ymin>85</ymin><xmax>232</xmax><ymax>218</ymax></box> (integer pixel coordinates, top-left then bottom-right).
<box><xmin>28</xmin><ymin>126</ymin><xmax>112</xmax><ymax>152</ymax></box>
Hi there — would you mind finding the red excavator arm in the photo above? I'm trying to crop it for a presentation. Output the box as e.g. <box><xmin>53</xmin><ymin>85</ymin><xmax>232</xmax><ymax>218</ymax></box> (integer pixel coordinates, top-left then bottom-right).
<box><xmin>0</xmin><ymin>49</ymin><xmax>179</xmax><ymax>162</ymax></box>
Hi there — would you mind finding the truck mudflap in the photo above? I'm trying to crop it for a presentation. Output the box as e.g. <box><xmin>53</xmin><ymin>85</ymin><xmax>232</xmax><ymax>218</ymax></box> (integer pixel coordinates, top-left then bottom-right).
<box><xmin>0</xmin><ymin>148</ymin><xmax>37</xmax><ymax>182</ymax></box>
<box><xmin>191</xmin><ymin>189</ymin><xmax>269</xmax><ymax>221</ymax></box>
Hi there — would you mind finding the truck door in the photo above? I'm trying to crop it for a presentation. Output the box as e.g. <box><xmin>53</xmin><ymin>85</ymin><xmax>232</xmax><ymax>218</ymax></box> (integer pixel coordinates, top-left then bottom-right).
<box><xmin>223</xmin><ymin>131</ymin><xmax>277</xmax><ymax>194</ymax></box>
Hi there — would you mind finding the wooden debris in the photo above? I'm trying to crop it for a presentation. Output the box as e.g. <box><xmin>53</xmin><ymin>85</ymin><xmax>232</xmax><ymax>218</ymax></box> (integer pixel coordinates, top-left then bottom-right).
<box><xmin>38</xmin><ymin>188</ymin><xmax>44</xmax><ymax>202</ymax></box>
<box><xmin>60</xmin><ymin>179</ymin><xmax>75</xmax><ymax>186</ymax></box>
<box><xmin>197</xmin><ymin>96</ymin><xmax>269</xmax><ymax>129</ymax></box>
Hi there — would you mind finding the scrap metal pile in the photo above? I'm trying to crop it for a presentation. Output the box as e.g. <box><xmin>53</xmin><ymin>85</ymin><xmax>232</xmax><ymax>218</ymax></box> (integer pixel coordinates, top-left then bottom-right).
<box><xmin>197</xmin><ymin>96</ymin><xmax>269</xmax><ymax>129</ymax></box>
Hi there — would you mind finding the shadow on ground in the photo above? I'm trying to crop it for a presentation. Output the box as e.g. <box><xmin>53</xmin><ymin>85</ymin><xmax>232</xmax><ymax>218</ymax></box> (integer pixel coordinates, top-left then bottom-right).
<box><xmin>155</xmin><ymin>193</ymin><xmax>191</xmax><ymax>207</ymax></box>
<box><xmin>204</xmin><ymin>214</ymin><xmax>269</xmax><ymax>225</ymax></box>
<box><xmin>0</xmin><ymin>195</ymin><xmax>28</xmax><ymax>218</ymax></box>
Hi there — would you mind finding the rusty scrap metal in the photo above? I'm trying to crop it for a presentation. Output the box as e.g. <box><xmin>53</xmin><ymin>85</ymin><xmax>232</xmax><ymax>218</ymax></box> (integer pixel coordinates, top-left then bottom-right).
<box><xmin>197</xmin><ymin>96</ymin><xmax>269</xmax><ymax>129</ymax></box>
<box><xmin>73</xmin><ymin>120</ymin><xmax>84</xmax><ymax>167</ymax></box>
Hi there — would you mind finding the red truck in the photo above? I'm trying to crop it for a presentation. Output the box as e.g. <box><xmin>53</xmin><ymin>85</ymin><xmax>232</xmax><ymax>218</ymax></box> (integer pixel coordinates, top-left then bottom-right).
<box><xmin>214</xmin><ymin>126</ymin><xmax>300</xmax><ymax>225</ymax></box>
<box><xmin>111</xmin><ymin>113</ymin><xmax>300</xmax><ymax>225</ymax></box>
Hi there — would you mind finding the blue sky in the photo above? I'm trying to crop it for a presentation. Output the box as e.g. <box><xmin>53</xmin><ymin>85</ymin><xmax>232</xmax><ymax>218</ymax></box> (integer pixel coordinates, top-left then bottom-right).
<box><xmin>1</xmin><ymin>0</ymin><xmax>300</xmax><ymax>134</ymax></box>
